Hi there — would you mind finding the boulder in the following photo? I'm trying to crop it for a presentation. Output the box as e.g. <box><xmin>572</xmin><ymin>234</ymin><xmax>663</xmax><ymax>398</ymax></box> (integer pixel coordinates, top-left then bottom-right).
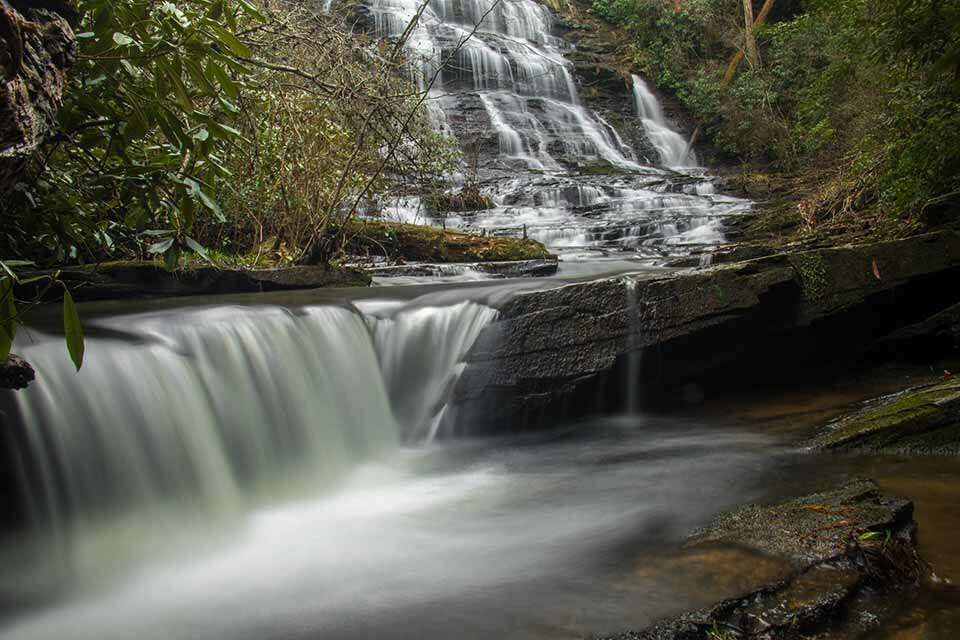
<box><xmin>599</xmin><ymin>480</ymin><xmax>929</xmax><ymax>640</ymax></box>
<box><xmin>0</xmin><ymin>0</ymin><xmax>76</xmax><ymax>194</ymax></box>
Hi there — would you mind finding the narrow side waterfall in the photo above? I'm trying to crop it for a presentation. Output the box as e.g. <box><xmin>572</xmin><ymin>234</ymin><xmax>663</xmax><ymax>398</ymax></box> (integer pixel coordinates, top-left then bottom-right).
<box><xmin>631</xmin><ymin>75</ymin><xmax>695</xmax><ymax>168</ymax></box>
<box><xmin>624</xmin><ymin>278</ymin><xmax>641</xmax><ymax>414</ymax></box>
<box><xmin>4</xmin><ymin>300</ymin><xmax>495</xmax><ymax>580</ymax></box>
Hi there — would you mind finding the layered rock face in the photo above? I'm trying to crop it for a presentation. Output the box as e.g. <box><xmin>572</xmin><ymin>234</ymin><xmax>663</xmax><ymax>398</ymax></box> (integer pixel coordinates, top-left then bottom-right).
<box><xmin>447</xmin><ymin>231</ymin><xmax>960</xmax><ymax>434</ymax></box>
<box><xmin>0</xmin><ymin>0</ymin><xmax>75</xmax><ymax>194</ymax></box>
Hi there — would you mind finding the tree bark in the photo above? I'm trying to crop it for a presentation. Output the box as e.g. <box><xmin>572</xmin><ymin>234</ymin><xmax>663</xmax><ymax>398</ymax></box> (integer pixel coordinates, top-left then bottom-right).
<box><xmin>742</xmin><ymin>0</ymin><xmax>759</xmax><ymax>67</ymax></box>
<box><xmin>723</xmin><ymin>0</ymin><xmax>775</xmax><ymax>83</ymax></box>
<box><xmin>686</xmin><ymin>0</ymin><xmax>775</xmax><ymax>153</ymax></box>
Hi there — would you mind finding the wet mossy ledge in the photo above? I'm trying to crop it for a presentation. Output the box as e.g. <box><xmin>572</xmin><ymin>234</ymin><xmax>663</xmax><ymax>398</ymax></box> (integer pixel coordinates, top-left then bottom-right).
<box><xmin>338</xmin><ymin>219</ymin><xmax>555</xmax><ymax>264</ymax></box>
<box><xmin>11</xmin><ymin>223</ymin><xmax>555</xmax><ymax>303</ymax></box>
<box><xmin>15</xmin><ymin>262</ymin><xmax>372</xmax><ymax>303</ymax></box>
<box><xmin>813</xmin><ymin>378</ymin><xmax>960</xmax><ymax>455</ymax></box>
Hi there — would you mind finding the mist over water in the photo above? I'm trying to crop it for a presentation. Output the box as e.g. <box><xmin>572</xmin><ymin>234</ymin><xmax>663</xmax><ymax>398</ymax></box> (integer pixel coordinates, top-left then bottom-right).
<box><xmin>1</xmin><ymin>406</ymin><xmax>785</xmax><ymax>639</ymax></box>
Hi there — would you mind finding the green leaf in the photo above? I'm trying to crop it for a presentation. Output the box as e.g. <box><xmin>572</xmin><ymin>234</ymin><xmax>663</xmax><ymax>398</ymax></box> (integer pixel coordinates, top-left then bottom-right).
<box><xmin>185</xmin><ymin>236</ymin><xmax>211</xmax><ymax>261</ymax></box>
<box><xmin>63</xmin><ymin>289</ymin><xmax>84</xmax><ymax>371</ymax></box>
<box><xmin>184</xmin><ymin>59</ymin><xmax>216</xmax><ymax>94</ymax></box>
<box><xmin>112</xmin><ymin>32</ymin><xmax>135</xmax><ymax>46</ymax></box>
<box><xmin>147</xmin><ymin>238</ymin><xmax>175</xmax><ymax>254</ymax></box>
<box><xmin>0</xmin><ymin>277</ymin><xmax>16</xmax><ymax>361</ymax></box>
<box><xmin>208</xmin><ymin>62</ymin><xmax>239</xmax><ymax>98</ymax></box>
<box><xmin>163</xmin><ymin>65</ymin><xmax>194</xmax><ymax>112</ymax></box>
<box><xmin>163</xmin><ymin>244</ymin><xmax>181</xmax><ymax>270</ymax></box>
<box><xmin>0</xmin><ymin>259</ymin><xmax>35</xmax><ymax>278</ymax></box>
<box><xmin>207</xmin><ymin>24</ymin><xmax>251</xmax><ymax>58</ymax></box>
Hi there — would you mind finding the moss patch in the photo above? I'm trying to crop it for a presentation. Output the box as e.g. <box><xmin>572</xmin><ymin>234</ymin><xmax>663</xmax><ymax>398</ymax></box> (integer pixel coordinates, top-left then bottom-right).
<box><xmin>339</xmin><ymin>220</ymin><xmax>554</xmax><ymax>263</ymax></box>
<box><xmin>789</xmin><ymin>252</ymin><xmax>831</xmax><ymax>302</ymax></box>
<box><xmin>816</xmin><ymin>378</ymin><xmax>960</xmax><ymax>451</ymax></box>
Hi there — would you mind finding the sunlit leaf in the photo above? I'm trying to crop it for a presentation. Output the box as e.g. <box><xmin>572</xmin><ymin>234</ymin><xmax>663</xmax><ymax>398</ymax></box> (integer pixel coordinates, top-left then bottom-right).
<box><xmin>147</xmin><ymin>238</ymin><xmax>175</xmax><ymax>254</ymax></box>
<box><xmin>112</xmin><ymin>32</ymin><xmax>135</xmax><ymax>46</ymax></box>
<box><xmin>185</xmin><ymin>236</ymin><xmax>211</xmax><ymax>261</ymax></box>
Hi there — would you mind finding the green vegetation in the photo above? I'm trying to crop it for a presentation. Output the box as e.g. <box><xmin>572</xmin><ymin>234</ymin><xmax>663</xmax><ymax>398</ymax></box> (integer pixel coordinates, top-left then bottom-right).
<box><xmin>2</xmin><ymin>0</ymin><xmax>458</xmax><ymax>268</ymax></box>
<box><xmin>818</xmin><ymin>378</ymin><xmax>960</xmax><ymax>448</ymax></box>
<box><xmin>2</xmin><ymin>0</ymin><xmax>461</xmax><ymax>367</ymax></box>
<box><xmin>592</xmin><ymin>0</ymin><xmax>960</xmax><ymax>233</ymax></box>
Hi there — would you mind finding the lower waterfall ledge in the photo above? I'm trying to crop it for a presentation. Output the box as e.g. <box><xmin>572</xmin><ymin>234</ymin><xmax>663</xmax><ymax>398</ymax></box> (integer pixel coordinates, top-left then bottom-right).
<box><xmin>447</xmin><ymin>231</ymin><xmax>960</xmax><ymax>434</ymax></box>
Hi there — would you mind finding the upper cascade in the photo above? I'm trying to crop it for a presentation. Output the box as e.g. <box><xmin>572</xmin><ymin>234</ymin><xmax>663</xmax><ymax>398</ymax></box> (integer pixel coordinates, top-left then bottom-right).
<box><xmin>367</xmin><ymin>0</ymin><xmax>638</xmax><ymax>169</ymax></box>
<box><xmin>363</xmin><ymin>0</ymin><xmax>752</xmax><ymax>263</ymax></box>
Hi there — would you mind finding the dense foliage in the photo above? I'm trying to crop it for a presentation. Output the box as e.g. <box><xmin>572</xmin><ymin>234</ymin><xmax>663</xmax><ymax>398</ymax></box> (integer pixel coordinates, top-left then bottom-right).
<box><xmin>1</xmin><ymin>0</ymin><xmax>460</xmax><ymax>368</ymax></box>
<box><xmin>594</xmin><ymin>0</ymin><xmax>960</xmax><ymax>228</ymax></box>
<box><xmin>2</xmin><ymin>0</ymin><xmax>458</xmax><ymax>267</ymax></box>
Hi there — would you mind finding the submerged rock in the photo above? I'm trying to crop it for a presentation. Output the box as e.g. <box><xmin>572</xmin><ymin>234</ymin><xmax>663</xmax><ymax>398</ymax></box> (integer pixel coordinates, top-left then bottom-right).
<box><xmin>599</xmin><ymin>480</ymin><xmax>930</xmax><ymax>640</ymax></box>
<box><xmin>813</xmin><ymin>378</ymin><xmax>960</xmax><ymax>455</ymax></box>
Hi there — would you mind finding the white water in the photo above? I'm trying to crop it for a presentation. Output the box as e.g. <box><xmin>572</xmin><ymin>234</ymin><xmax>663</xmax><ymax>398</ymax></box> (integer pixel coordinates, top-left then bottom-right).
<box><xmin>0</xmin><ymin>293</ymin><xmax>808</xmax><ymax>640</ymax></box>
<box><xmin>631</xmin><ymin>75</ymin><xmax>695</xmax><ymax>168</ymax></box>
<box><xmin>364</xmin><ymin>0</ymin><xmax>752</xmax><ymax>267</ymax></box>
<box><xmin>367</xmin><ymin>0</ymin><xmax>639</xmax><ymax>170</ymax></box>
<box><xmin>2</xmin><ymin>301</ymin><xmax>496</xmax><ymax>587</ymax></box>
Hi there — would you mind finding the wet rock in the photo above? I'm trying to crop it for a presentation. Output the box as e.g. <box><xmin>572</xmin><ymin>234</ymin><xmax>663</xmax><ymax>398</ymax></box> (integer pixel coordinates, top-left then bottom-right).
<box><xmin>872</xmin><ymin>301</ymin><xmax>960</xmax><ymax>356</ymax></box>
<box><xmin>368</xmin><ymin>258</ymin><xmax>558</xmax><ymax>279</ymax></box>
<box><xmin>448</xmin><ymin>231</ymin><xmax>960</xmax><ymax>434</ymax></box>
<box><xmin>598</xmin><ymin>480</ymin><xmax>930</xmax><ymax>640</ymax></box>
<box><xmin>0</xmin><ymin>353</ymin><xmax>33</xmax><ymax>389</ymax></box>
<box><xmin>0</xmin><ymin>0</ymin><xmax>76</xmax><ymax>194</ymax></box>
<box><xmin>17</xmin><ymin>263</ymin><xmax>371</xmax><ymax>302</ymax></box>
<box><xmin>813</xmin><ymin>378</ymin><xmax>960</xmax><ymax>455</ymax></box>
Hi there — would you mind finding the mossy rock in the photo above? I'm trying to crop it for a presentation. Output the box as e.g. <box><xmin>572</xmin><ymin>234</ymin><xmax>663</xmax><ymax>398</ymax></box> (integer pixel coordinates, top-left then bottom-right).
<box><xmin>340</xmin><ymin>220</ymin><xmax>554</xmax><ymax>263</ymax></box>
<box><xmin>425</xmin><ymin>186</ymin><xmax>496</xmax><ymax>213</ymax></box>
<box><xmin>814</xmin><ymin>378</ymin><xmax>960</xmax><ymax>454</ymax></box>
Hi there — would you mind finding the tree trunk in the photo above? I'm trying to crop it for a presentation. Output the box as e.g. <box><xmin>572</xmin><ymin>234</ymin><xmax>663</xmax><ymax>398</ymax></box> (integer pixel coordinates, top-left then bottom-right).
<box><xmin>742</xmin><ymin>0</ymin><xmax>759</xmax><ymax>67</ymax></box>
<box><xmin>687</xmin><ymin>0</ymin><xmax>775</xmax><ymax>152</ymax></box>
<box><xmin>722</xmin><ymin>0</ymin><xmax>775</xmax><ymax>84</ymax></box>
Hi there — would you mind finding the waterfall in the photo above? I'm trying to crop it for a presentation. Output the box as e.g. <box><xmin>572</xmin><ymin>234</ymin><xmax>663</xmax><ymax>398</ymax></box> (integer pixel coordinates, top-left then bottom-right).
<box><xmin>631</xmin><ymin>75</ymin><xmax>695</xmax><ymax>168</ymax></box>
<box><xmin>360</xmin><ymin>0</ymin><xmax>752</xmax><ymax>263</ymax></box>
<box><xmin>4</xmin><ymin>300</ymin><xmax>495</xmax><ymax>578</ymax></box>
<box><xmin>366</xmin><ymin>0</ymin><xmax>639</xmax><ymax>170</ymax></box>
<box><xmin>624</xmin><ymin>278</ymin><xmax>641</xmax><ymax>414</ymax></box>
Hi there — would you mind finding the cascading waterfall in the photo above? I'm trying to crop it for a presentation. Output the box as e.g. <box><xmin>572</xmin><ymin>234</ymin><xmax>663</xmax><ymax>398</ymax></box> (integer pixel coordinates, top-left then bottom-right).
<box><xmin>366</xmin><ymin>0</ymin><xmax>752</xmax><ymax>266</ymax></box>
<box><xmin>366</xmin><ymin>0</ymin><xmax>638</xmax><ymax>170</ymax></box>
<box><xmin>631</xmin><ymin>75</ymin><xmax>695</xmax><ymax>168</ymax></box>
<box><xmin>4</xmin><ymin>301</ymin><xmax>495</xmax><ymax>581</ymax></box>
